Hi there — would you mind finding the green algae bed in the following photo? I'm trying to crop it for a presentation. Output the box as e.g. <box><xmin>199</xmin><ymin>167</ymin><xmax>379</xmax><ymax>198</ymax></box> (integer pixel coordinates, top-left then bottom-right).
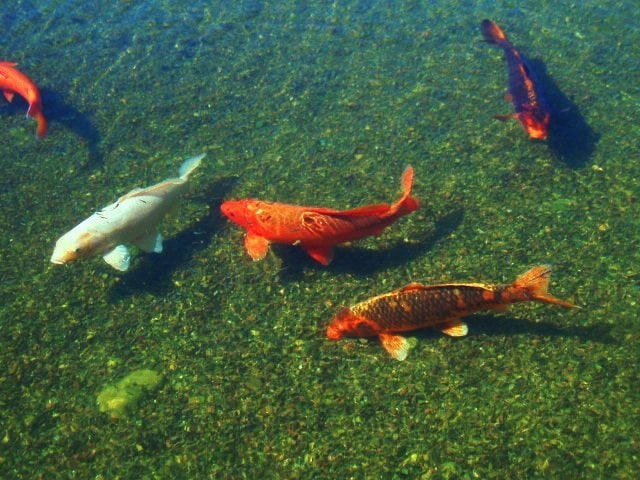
<box><xmin>1</xmin><ymin>1</ymin><xmax>639</xmax><ymax>478</ymax></box>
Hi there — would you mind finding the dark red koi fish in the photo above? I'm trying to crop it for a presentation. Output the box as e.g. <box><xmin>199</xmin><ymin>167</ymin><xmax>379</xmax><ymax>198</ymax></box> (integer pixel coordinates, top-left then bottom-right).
<box><xmin>0</xmin><ymin>61</ymin><xmax>47</xmax><ymax>138</ymax></box>
<box><xmin>481</xmin><ymin>19</ymin><xmax>550</xmax><ymax>140</ymax></box>
<box><xmin>327</xmin><ymin>265</ymin><xmax>575</xmax><ymax>360</ymax></box>
<box><xmin>221</xmin><ymin>167</ymin><xmax>418</xmax><ymax>265</ymax></box>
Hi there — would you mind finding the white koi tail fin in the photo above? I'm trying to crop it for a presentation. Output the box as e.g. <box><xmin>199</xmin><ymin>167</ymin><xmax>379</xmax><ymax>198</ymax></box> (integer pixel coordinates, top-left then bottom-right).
<box><xmin>179</xmin><ymin>153</ymin><xmax>205</xmax><ymax>179</ymax></box>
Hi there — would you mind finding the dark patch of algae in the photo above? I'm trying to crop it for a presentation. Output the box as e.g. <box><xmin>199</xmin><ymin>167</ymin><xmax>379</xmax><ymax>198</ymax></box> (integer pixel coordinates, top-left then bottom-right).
<box><xmin>1</xmin><ymin>1</ymin><xmax>640</xmax><ymax>479</ymax></box>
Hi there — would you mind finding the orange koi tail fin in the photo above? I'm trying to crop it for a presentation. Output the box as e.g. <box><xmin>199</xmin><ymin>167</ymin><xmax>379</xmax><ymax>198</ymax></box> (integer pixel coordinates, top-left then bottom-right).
<box><xmin>392</xmin><ymin>166</ymin><xmax>419</xmax><ymax>216</ymax></box>
<box><xmin>31</xmin><ymin>109</ymin><xmax>47</xmax><ymax>138</ymax></box>
<box><xmin>481</xmin><ymin>19</ymin><xmax>510</xmax><ymax>47</ymax></box>
<box><xmin>510</xmin><ymin>265</ymin><xmax>576</xmax><ymax>308</ymax></box>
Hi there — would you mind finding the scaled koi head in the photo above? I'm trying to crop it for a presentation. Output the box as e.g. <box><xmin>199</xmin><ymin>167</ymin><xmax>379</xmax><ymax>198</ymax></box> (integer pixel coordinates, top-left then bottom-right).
<box><xmin>327</xmin><ymin>308</ymin><xmax>379</xmax><ymax>340</ymax></box>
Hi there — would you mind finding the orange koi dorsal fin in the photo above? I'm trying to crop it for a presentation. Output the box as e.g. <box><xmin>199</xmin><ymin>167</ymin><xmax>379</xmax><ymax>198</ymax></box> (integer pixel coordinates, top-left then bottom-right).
<box><xmin>244</xmin><ymin>232</ymin><xmax>270</xmax><ymax>261</ymax></box>
<box><xmin>308</xmin><ymin>204</ymin><xmax>390</xmax><ymax>218</ymax></box>
<box><xmin>379</xmin><ymin>333</ymin><xmax>410</xmax><ymax>361</ymax></box>
<box><xmin>438</xmin><ymin>320</ymin><xmax>468</xmax><ymax>337</ymax></box>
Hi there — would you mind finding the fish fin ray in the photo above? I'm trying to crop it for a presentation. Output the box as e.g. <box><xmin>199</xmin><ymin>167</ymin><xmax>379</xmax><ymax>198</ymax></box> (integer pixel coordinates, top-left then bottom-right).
<box><xmin>379</xmin><ymin>333</ymin><xmax>410</xmax><ymax>361</ymax></box>
<box><xmin>244</xmin><ymin>232</ymin><xmax>270</xmax><ymax>261</ymax></box>
<box><xmin>103</xmin><ymin>245</ymin><xmax>131</xmax><ymax>271</ymax></box>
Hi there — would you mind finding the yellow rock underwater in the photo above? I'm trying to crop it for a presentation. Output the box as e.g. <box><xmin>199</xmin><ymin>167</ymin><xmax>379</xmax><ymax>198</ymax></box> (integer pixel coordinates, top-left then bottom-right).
<box><xmin>96</xmin><ymin>369</ymin><xmax>163</xmax><ymax>418</ymax></box>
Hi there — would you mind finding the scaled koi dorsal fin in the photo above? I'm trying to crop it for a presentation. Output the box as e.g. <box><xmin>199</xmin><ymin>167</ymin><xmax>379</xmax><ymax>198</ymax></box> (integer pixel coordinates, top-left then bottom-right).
<box><xmin>438</xmin><ymin>320</ymin><xmax>468</xmax><ymax>337</ymax></box>
<box><xmin>244</xmin><ymin>232</ymin><xmax>270</xmax><ymax>261</ymax></box>
<box><xmin>303</xmin><ymin>245</ymin><xmax>334</xmax><ymax>266</ymax></box>
<box><xmin>396</xmin><ymin>282</ymin><xmax>426</xmax><ymax>293</ymax></box>
<box><xmin>379</xmin><ymin>333</ymin><xmax>410</xmax><ymax>361</ymax></box>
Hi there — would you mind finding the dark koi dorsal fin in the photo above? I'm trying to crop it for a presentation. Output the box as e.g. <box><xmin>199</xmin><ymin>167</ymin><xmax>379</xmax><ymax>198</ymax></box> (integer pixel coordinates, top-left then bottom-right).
<box><xmin>379</xmin><ymin>333</ymin><xmax>410</xmax><ymax>361</ymax></box>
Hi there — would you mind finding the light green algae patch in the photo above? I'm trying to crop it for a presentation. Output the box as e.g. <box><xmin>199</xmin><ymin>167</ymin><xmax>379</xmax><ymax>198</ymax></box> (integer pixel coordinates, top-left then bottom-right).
<box><xmin>97</xmin><ymin>369</ymin><xmax>163</xmax><ymax>419</ymax></box>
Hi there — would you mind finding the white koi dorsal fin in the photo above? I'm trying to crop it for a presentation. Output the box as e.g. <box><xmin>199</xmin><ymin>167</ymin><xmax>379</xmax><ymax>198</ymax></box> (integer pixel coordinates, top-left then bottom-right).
<box><xmin>116</xmin><ymin>187</ymin><xmax>146</xmax><ymax>203</ymax></box>
<box><xmin>438</xmin><ymin>320</ymin><xmax>468</xmax><ymax>337</ymax></box>
<box><xmin>379</xmin><ymin>333</ymin><xmax>410</xmax><ymax>361</ymax></box>
<box><xmin>103</xmin><ymin>245</ymin><xmax>131</xmax><ymax>271</ymax></box>
<box><xmin>134</xmin><ymin>232</ymin><xmax>163</xmax><ymax>253</ymax></box>
<box><xmin>179</xmin><ymin>153</ymin><xmax>205</xmax><ymax>179</ymax></box>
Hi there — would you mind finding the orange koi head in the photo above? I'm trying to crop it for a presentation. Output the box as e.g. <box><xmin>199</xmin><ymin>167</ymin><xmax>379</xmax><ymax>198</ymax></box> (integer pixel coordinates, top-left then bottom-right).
<box><xmin>220</xmin><ymin>199</ymin><xmax>261</xmax><ymax>230</ymax></box>
<box><xmin>327</xmin><ymin>308</ymin><xmax>379</xmax><ymax>340</ymax></box>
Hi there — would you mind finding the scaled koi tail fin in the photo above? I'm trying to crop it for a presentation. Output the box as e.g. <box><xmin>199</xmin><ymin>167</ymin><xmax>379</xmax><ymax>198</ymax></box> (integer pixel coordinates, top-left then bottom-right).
<box><xmin>510</xmin><ymin>265</ymin><xmax>576</xmax><ymax>308</ymax></box>
<box><xmin>481</xmin><ymin>19</ymin><xmax>510</xmax><ymax>47</ymax></box>
<box><xmin>391</xmin><ymin>166</ymin><xmax>419</xmax><ymax>216</ymax></box>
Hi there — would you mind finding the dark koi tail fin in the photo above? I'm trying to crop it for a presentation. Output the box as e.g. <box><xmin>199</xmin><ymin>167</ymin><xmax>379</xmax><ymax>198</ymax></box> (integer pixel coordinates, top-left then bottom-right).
<box><xmin>481</xmin><ymin>19</ymin><xmax>510</xmax><ymax>47</ymax></box>
<box><xmin>511</xmin><ymin>265</ymin><xmax>576</xmax><ymax>308</ymax></box>
<box><xmin>392</xmin><ymin>166</ymin><xmax>419</xmax><ymax>216</ymax></box>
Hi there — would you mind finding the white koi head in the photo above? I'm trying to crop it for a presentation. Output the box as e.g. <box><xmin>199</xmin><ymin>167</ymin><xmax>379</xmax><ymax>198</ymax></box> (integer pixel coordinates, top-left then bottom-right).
<box><xmin>51</xmin><ymin>228</ymin><xmax>106</xmax><ymax>265</ymax></box>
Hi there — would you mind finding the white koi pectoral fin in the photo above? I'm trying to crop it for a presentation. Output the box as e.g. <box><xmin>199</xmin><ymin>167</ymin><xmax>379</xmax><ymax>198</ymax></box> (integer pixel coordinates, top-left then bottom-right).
<box><xmin>103</xmin><ymin>245</ymin><xmax>131</xmax><ymax>271</ymax></box>
<box><xmin>134</xmin><ymin>232</ymin><xmax>163</xmax><ymax>253</ymax></box>
<box><xmin>244</xmin><ymin>232</ymin><xmax>270</xmax><ymax>261</ymax></box>
<box><xmin>379</xmin><ymin>333</ymin><xmax>410</xmax><ymax>361</ymax></box>
<box><xmin>438</xmin><ymin>320</ymin><xmax>469</xmax><ymax>337</ymax></box>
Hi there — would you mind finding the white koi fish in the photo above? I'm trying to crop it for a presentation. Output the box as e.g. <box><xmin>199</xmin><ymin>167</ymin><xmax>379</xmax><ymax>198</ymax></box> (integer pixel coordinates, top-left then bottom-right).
<box><xmin>51</xmin><ymin>153</ymin><xmax>205</xmax><ymax>271</ymax></box>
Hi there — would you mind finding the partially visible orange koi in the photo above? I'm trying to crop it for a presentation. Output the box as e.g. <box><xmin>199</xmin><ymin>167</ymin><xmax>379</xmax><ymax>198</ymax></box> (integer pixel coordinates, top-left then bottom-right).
<box><xmin>327</xmin><ymin>265</ymin><xmax>575</xmax><ymax>360</ymax></box>
<box><xmin>481</xmin><ymin>19</ymin><xmax>550</xmax><ymax>140</ymax></box>
<box><xmin>0</xmin><ymin>61</ymin><xmax>47</xmax><ymax>138</ymax></box>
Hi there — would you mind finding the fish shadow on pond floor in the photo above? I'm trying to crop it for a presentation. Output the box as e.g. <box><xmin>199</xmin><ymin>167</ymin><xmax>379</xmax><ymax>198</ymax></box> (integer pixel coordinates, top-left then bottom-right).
<box><xmin>527</xmin><ymin>59</ymin><xmax>599</xmax><ymax>168</ymax></box>
<box><xmin>108</xmin><ymin>178</ymin><xmax>237</xmax><ymax>300</ymax></box>
<box><xmin>448</xmin><ymin>313</ymin><xmax>615</xmax><ymax>344</ymax></box>
<box><xmin>276</xmin><ymin>207</ymin><xmax>465</xmax><ymax>282</ymax></box>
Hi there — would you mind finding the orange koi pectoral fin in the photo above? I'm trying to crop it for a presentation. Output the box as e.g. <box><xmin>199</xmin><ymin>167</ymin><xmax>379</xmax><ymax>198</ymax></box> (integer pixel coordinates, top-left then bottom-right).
<box><xmin>302</xmin><ymin>246</ymin><xmax>334</xmax><ymax>266</ymax></box>
<box><xmin>379</xmin><ymin>333</ymin><xmax>410</xmax><ymax>361</ymax></box>
<box><xmin>3</xmin><ymin>90</ymin><xmax>15</xmax><ymax>103</ymax></box>
<box><xmin>244</xmin><ymin>232</ymin><xmax>270</xmax><ymax>261</ymax></box>
<box><xmin>437</xmin><ymin>320</ymin><xmax>469</xmax><ymax>337</ymax></box>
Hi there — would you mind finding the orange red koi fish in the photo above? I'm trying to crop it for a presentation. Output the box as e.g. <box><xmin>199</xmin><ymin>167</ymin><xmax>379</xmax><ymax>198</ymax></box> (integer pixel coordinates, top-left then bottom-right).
<box><xmin>221</xmin><ymin>167</ymin><xmax>419</xmax><ymax>265</ymax></box>
<box><xmin>481</xmin><ymin>19</ymin><xmax>550</xmax><ymax>140</ymax></box>
<box><xmin>327</xmin><ymin>265</ymin><xmax>575</xmax><ymax>360</ymax></box>
<box><xmin>0</xmin><ymin>61</ymin><xmax>47</xmax><ymax>138</ymax></box>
